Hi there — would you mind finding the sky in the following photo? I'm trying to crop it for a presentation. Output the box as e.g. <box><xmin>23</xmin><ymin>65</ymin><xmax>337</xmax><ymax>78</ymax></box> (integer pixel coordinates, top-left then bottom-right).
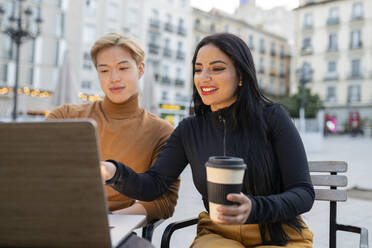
<box><xmin>190</xmin><ymin>0</ymin><xmax>300</xmax><ymax>13</ymax></box>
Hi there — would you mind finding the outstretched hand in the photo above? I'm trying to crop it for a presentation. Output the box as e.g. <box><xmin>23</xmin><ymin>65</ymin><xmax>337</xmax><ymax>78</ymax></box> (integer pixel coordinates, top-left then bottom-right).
<box><xmin>100</xmin><ymin>161</ymin><xmax>116</xmax><ymax>182</ymax></box>
<box><xmin>216</xmin><ymin>193</ymin><xmax>252</xmax><ymax>225</ymax></box>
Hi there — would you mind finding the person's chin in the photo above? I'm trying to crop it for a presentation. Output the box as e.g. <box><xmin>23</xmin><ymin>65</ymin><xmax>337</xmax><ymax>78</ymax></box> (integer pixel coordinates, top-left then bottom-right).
<box><xmin>107</xmin><ymin>94</ymin><xmax>129</xmax><ymax>104</ymax></box>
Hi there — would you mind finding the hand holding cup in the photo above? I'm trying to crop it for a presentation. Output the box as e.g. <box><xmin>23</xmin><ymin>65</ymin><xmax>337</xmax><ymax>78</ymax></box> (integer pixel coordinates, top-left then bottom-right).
<box><xmin>206</xmin><ymin>156</ymin><xmax>248</xmax><ymax>224</ymax></box>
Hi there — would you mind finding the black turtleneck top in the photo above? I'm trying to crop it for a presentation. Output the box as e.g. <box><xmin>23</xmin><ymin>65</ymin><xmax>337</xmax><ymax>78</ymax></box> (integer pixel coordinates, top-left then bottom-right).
<box><xmin>107</xmin><ymin>103</ymin><xmax>314</xmax><ymax>224</ymax></box>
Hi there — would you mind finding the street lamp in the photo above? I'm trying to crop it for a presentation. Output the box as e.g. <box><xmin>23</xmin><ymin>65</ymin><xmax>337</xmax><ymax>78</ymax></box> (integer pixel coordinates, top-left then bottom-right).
<box><xmin>0</xmin><ymin>0</ymin><xmax>43</xmax><ymax>121</ymax></box>
<box><xmin>296</xmin><ymin>62</ymin><xmax>313</xmax><ymax>132</ymax></box>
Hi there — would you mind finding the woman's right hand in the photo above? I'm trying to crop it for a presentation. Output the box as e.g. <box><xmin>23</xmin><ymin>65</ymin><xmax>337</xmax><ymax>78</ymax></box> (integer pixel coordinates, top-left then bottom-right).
<box><xmin>100</xmin><ymin>161</ymin><xmax>117</xmax><ymax>182</ymax></box>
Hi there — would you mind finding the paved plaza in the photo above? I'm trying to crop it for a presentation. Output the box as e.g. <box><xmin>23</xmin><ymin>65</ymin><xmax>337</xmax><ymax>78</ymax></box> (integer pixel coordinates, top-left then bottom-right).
<box><xmin>145</xmin><ymin>135</ymin><xmax>372</xmax><ymax>248</ymax></box>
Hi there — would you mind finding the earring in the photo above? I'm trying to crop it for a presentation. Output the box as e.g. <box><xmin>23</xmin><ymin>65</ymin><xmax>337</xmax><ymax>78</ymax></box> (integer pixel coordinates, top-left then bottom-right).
<box><xmin>238</xmin><ymin>80</ymin><xmax>242</xmax><ymax>86</ymax></box>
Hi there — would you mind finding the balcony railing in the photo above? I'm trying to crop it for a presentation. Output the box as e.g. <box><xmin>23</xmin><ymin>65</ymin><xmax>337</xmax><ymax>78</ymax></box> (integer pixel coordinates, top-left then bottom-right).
<box><xmin>161</xmin><ymin>76</ymin><xmax>171</xmax><ymax>85</ymax></box>
<box><xmin>270</xmin><ymin>50</ymin><xmax>276</xmax><ymax>57</ymax></box>
<box><xmin>175</xmin><ymin>79</ymin><xmax>185</xmax><ymax>87</ymax></box>
<box><xmin>163</xmin><ymin>48</ymin><xmax>172</xmax><ymax>57</ymax></box>
<box><xmin>348</xmin><ymin>73</ymin><xmax>363</xmax><ymax>80</ymax></box>
<box><xmin>176</xmin><ymin>51</ymin><xmax>185</xmax><ymax>60</ymax></box>
<box><xmin>351</xmin><ymin>15</ymin><xmax>364</xmax><ymax>21</ymax></box>
<box><xmin>258</xmin><ymin>68</ymin><xmax>265</xmax><ymax>74</ymax></box>
<box><xmin>259</xmin><ymin>48</ymin><xmax>266</xmax><ymax>54</ymax></box>
<box><xmin>324</xmin><ymin>72</ymin><xmax>339</xmax><ymax>81</ymax></box>
<box><xmin>301</xmin><ymin>46</ymin><xmax>313</xmax><ymax>56</ymax></box>
<box><xmin>177</xmin><ymin>26</ymin><xmax>186</xmax><ymax>36</ymax></box>
<box><xmin>149</xmin><ymin>19</ymin><xmax>160</xmax><ymax>29</ymax></box>
<box><xmin>350</xmin><ymin>41</ymin><xmax>363</xmax><ymax>50</ymax></box>
<box><xmin>269</xmin><ymin>68</ymin><xmax>277</xmax><ymax>76</ymax></box>
<box><xmin>326</xmin><ymin>18</ymin><xmax>339</xmax><ymax>26</ymax></box>
<box><xmin>327</xmin><ymin>46</ymin><xmax>338</xmax><ymax>53</ymax></box>
<box><xmin>148</xmin><ymin>43</ymin><xmax>160</xmax><ymax>55</ymax></box>
<box><xmin>279</xmin><ymin>72</ymin><xmax>286</xmax><ymax>78</ymax></box>
<box><xmin>303</xmin><ymin>24</ymin><xmax>313</xmax><ymax>30</ymax></box>
<box><xmin>164</xmin><ymin>23</ymin><xmax>173</xmax><ymax>32</ymax></box>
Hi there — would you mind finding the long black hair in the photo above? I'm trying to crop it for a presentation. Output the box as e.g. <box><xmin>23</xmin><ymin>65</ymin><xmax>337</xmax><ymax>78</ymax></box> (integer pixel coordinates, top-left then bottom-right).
<box><xmin>191</xmin><ymin>33</ymin><xmax>304</xmax><ymax>245</ymax></box>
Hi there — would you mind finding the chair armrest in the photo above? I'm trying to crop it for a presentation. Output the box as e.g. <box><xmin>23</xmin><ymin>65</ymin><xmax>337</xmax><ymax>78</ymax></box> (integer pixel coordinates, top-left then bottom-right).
<box><xmin>337</xmin><ymin>224</ymin><xmax>369</xmax><ymax>248</ymax></box>
<box><xmin>142</xmin><ymin>219</ymin><xmax>165</xmax><ymax>242</ymax></box>
<box><xmin>359</xmin><ymin>227</ymin><xmax>369</xmax><ymax>248</ymax></box>
<box><xmin>161</xmin><ymin>217</ymin><xmax>198</xmax><ymax>248</ymax></box>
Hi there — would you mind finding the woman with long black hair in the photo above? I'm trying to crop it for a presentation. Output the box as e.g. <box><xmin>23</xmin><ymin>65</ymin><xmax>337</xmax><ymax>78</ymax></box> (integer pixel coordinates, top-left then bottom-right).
<box><xmin>101</xmin><ymin>33</ymin><xmax>314</xmax><ymax>247</ymax></box>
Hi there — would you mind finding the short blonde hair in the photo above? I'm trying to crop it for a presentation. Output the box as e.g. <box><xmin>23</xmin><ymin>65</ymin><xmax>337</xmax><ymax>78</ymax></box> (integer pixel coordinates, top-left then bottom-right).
<box><xmin>90</xmin><ymin>32</ymin><xmax>145</xmax><ymax>67</ymax></box>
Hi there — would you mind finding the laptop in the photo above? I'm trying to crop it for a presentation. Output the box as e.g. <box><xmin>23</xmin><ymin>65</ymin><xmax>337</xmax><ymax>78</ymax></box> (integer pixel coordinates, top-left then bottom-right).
<box><xmin>0</xmin><ymin>120</ymin><xmax>146</xmax><ymax>248</ymax></box>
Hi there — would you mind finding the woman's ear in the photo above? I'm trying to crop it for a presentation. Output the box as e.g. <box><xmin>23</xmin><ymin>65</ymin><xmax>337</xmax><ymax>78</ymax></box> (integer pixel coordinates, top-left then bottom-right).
<box><xmin>138</xmin><ymin>62</ymin><xmax>145</xmax><ymax>79</ymax></box>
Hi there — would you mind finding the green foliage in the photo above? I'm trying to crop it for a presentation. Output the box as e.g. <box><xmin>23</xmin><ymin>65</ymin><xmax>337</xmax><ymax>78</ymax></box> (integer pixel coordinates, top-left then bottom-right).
<box><xmin>276</xmin><ymin>86</ymin><xmax>324</xmax><ymax>118</ymax></box>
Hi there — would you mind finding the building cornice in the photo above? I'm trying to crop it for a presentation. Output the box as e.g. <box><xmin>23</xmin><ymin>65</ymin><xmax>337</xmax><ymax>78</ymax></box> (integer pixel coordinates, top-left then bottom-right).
<box><xmin>192</xmin><ymin>7</ymin><xmax>287</xmax><ymax>41</ymax></box>
<box><xmin>294</xmin><ymin>0</ymin><xmax>347</xmax><ymax>11</ymax></box>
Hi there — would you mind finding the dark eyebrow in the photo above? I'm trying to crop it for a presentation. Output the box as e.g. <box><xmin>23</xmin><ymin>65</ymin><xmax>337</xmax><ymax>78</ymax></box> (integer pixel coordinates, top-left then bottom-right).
<box><xmin>97</xmin><ymin>60</ymin><xmax>129</xmax><ymax>67</ymax></box>
<box><xmin>210</xmin><ymin>60</ymin><xmax>227</xmax><ymax>65</ymax></box>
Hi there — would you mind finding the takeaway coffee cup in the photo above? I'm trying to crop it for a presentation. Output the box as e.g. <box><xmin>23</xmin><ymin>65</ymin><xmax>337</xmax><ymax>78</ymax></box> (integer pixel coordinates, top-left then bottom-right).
<box><xmin>206</xmin><ymin>156</ymin><xmax>246</xmax><ymax>222</ymax></box>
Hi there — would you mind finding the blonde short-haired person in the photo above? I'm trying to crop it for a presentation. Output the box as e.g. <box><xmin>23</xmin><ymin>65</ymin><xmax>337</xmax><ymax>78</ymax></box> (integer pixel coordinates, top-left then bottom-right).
<box><xmin>47</xmin><ymin>33</ymin><xmax>179</xmax><ymax>224</ymax></box>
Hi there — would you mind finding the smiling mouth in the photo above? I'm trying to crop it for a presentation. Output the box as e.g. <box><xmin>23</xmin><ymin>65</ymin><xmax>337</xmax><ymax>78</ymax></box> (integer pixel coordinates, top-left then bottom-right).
<box><xmin>200</xmin><ymin>87</ymin><xmax>218</xmax><ymax>95</ymax></box>
<box><xmin>109</xmin><ymin>87</ymin><xmax>125</xmax><ymax>93</ymax></box>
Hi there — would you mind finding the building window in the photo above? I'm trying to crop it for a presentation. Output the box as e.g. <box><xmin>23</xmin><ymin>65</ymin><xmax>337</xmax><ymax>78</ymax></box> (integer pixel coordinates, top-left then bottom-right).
<box><xmin>347</xmin><ymin>85</ymin><xmax>361</xmax><ymax>103</ymax></box>
<box><xmin>107</xmin><ymin>2</ymin><xmax>119</xmax><ymax>22</ymax></box>
<box><xmin>86</xmin><ymin>0</ymin><xmax>97</xmax><ymax>16</ymax></box>
<box><xmin>270</xmin><ymin>42</ymin><xmax>276</xmax><ymax>56</ymax></box>
<box><xmin>351</xmin><ymin>59</ymin><xmax>361</xmax><ymax>78</ymax></box>
<box><xmin>304</xmin><ymin>12</ymin><xmax>313</xmax><ymax>28</ymax></box>
<box><xmin>258</xmin><ymin>76</ymin><xmax>263</xmax><ymax>88</ymax></box>
<box><xmin>56</xmin><ymin>12</ymin><xmax>65</xmax><ymax>38</ymax></box>
<box><xmin>194</xmin><ymin>19</ymin><xmax>201</xmax><ymax>30</ymax></box>
<box><xmin>328</xmin><ymin>61</ymin><xmax>336</xmax><ymax>73</ymax></box>
<box><xmin>269</xmin><ymin>77</ymin><xmax>274</xmax><ymax>93</ymax></box>
<box><xmin>301</xmin><ymin>37</ymin><xmax>312</xmax><ymax>54</ymax></box>
<box><xmin>248</xmin><ymin>35</ymin><xmax>254</xmax><ymax>50</ymax></box>
<box><xmin>0</xmin><ymin>64</ymin><xmax>8</xmax><ymax>85</ymax></box>
<box><xmin>326</xmin><ymin>86</ymin><xmax>336</xmax><ymax>102</ymax></box>
<box><xmin>163</xmin><ymin>39</ymin><xmax>171</xmax><ymax>57</ymax></box>
<box><xmin>350</xmin><ymin>30</ymin><xmax>362</xmax><ymax>49</ymax></box>
<box><xmin>83</xmin><ymin>52</ymin><xmax>93</xmax><ymax>70</ymax></box>
<box><xmin>258</xmin><ymin>57</ymin><xmax>265</xmax><ymax>73</ymax></box>
<box><xmin>177</xmin><ymin>18</ymin><xmax>186</xmax><ymax>35</ymax></box>
<box><xmin>325</xmin><ymin>61</ymin><xmax>338</xmax><ymax>81</ymax></box>
<box><xmin>351</xmin><ymin>2</ymin><xmax>363</xmax><ymax>20</ymax></box>
<box><xmin>327</xmin><ymin>7</ymin><xmax>339</xmax><ymax>25</ymax></box>
<box><xmin>81</xmin><ymin>80</ymin><xmax>92</xmax><ymax>89</ymax></box>
<box><xmin>237</xmin><ymin>28</ymin><xmax>242</xmax><ymax>37</ymax></box>
<box><xmin>162</xmin><ymin>91</ymin><xmax>168</xmax><ymax>101</ymax></box>
<box><xmin>175</xmin><ymin>67</ymin><xmax>184</xmax><ymax>87</ymax></box>
<box><xmin>194</xmin><ymin>36</ymin><xmax>200</xmax><ymax>48</ymax></box>
<box><xmin>83</xmin><ymin>24</ymin><xmax>96</xmax><ymax>44</ymax></box>
<box><xmin>279</xmin><ymin>63</ymin><xmax>284</xmax><ymax>77</ymax></box>
<box><xmin>1</xmin><ymin>35</ymin><xmax>13</xmax><ymax>59</ymax></box>
<box><xmin>26</xmin><ymin>67</ymin><xmax>34</xmax><ymax>86</ymax></box>
<box><xmin>165</xmin><ymin>14</ymin><xmax>173</xmax><ymax>32</ymax></box>
<box><xmin>176</xmin><ymin>41</ymin><xmax>184</xmax><ymax>60</ymax></box>
<box><xmin>259</xmin><ymin>38</ymin><xmax>265</xmax><ymax>53</ymax></box>
<box><xmin>280</xmin><ymin>44</ymin><xmax>285</xmax><ymax>58</ymax></box>
<box><xmin>224</xmin><ymin>24</ymin><xmax>230</xmax><ymax>32</ymax></box>
<box><xmin>55</xmin><ymin>40</ymin><xmax>62</xmax><ymax>66</ymax></box>
<box><xmin>27</xmin><ymin>39</ymin><xmax>36</xmax><ymax>63</ymax></box>
<box><xmin>210</xmin><ymin>23</ymin><xmax>216</xmax><ymax>33</ymax></box>
<box><xmin>328</xmin><ymin>33</ymin><xmax>338</xmax><ymax>52</ymax></box>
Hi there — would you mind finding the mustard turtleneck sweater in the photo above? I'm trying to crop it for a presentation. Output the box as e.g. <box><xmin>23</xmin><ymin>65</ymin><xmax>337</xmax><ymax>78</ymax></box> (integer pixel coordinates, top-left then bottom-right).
<box><xmin>46</xmin><ymin>93</ymin><xmax>179</xmax><ymax>220</ymax></box>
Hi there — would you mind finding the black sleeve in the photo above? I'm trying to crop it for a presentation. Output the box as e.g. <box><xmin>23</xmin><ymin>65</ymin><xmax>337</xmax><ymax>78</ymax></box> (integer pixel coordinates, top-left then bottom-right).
<box><xmin>246</xmin><ymin>104</ymin><xmax>315</xmax><ymax>224</ymax></box>
<box><xmin>106</xmin><ymin>120</ymin><xmax>189</xmax><ymax>202</ymax></box>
